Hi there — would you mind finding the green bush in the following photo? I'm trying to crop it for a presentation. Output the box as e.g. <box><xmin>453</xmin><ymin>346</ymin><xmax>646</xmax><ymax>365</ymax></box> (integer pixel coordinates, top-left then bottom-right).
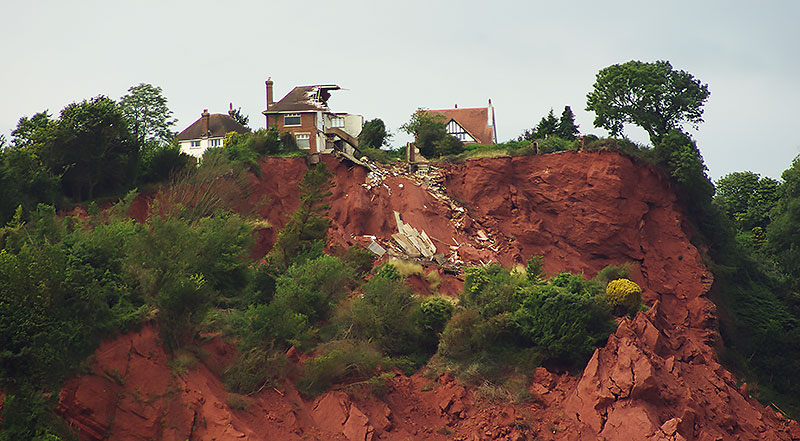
<box><xmin>593</xmin><ymin>263</ymin><xmax>631</xmax><ymax>287</ymax></box>
<box><xmin>339</xmin><ymin>274</ymin><xmax>423</xmax><ymax>358</ymax></box>
<box><xmin>419</xmin><ymin>296</ymin><xmax>454</xmax><ymax>334</ymax></box>
<box><xmin>223</xmin><ymin>347</ymin><xmax>289</xmax><ymax>394</ymax></box>
<box><xmin>512</xmin><ymin>285</ymin><xmax>614</xmax><ymax>367</ymax></box>
<box><xmin>273</xmin><ymin>255</ymin><xmax>355</xmax><ymax>323</ymax></box>
<box><xmin>341</xmin><ymin>244</ymin><xmax>376</xmax><ymax>276</ymax></box>
<box><xmin>296</xmin><ymin>340</ymin><xmax>384</xmax><ymax>397</ymax></box>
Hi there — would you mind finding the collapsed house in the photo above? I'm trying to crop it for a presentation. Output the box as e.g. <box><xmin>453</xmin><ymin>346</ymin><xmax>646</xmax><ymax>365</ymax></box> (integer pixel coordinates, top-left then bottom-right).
<box><xmin>262</xmin><ymin>78</ymin><xmax>363</xmax><ymax>155</ymax></box>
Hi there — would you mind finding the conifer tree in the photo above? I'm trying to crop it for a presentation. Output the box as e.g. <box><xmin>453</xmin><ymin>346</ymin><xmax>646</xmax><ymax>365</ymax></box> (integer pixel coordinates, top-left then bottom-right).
<box><xmin>557</xmin><ymin>106</ymin><xmax>580</xmax><ymax>140</ymax></box>
<box><xmin>271</xmin><ymin>162</ymin><xmax>334</xmax><ymax>269</ymax></box>
<box><xmin>535</xmin><ymin>109</ymin><xmax>559</xmax><ymax>139</ymax></box>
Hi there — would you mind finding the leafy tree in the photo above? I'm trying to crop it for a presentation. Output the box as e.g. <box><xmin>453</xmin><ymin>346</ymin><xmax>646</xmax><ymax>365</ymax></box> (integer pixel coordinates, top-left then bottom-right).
<box><xmin>137</xmin><ymin>140</ymin><xmax>194</xmax><ymax>184</ymax></box>
<box><xmin>586</xmin><ymin>60</ymin><xmax>710</xmax><ymax>143</ymax></box>
<box><xmin>46</xmin><ymin>96</ymin><xmax>137</xmax><ymax>201</ymax></box>
<box><xmin>557</xmin><ymin>106</ymin><xmax>580</xmax><ymax>140</ymax></box>
<box><xmin>654</xmin><ymin>130</ymin><xmax>715</xmax><ymax>215</ymax></box>
<box><xmin>715</xmin><ymin>171</ymin><xmax>780</xmax><ymax>232</ymax></box>
<box><xmin>0</xmin><ymin>147</ymin><xmax>61</xmax><ymax>225</ymax></box>
<box><xmin>10</xmin><ymin>111</ymin><xmax>55</xmax><ymax>149</ymax></box>
<box><xmin>119</xmin><ymin>83</ymin><xmax>176</xmax><ymax>151</ymax></box>
<box><xmin>358</xmin><ymin>118</ymin><xmax>391</xmax><ymax>149</ymax></box>
<box><xmin>766</xmin><ymin>156</ymin><xmax>800</xmax><ymax>284</ymax></box>
<box><xmin>229</xmin><ymin>107</ymin><xmax>249</xmax><ymax>128</ymax></box>
<box><xmin>400</xmin><ymin>109</ymin><xmax>464</xmax><ymax>158</ymax></box>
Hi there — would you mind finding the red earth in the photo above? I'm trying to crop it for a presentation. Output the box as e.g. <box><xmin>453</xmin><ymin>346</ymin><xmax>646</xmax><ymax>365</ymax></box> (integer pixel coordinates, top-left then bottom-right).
<box><xmin>55</xmin><ymin>152</ymin><xmax>800</xmax><ymax>440</ymax></box>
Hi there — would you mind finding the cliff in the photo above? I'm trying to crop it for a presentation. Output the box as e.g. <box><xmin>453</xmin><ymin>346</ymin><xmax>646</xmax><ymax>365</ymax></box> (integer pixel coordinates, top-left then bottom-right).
<box><xmin>56</xmin><ymin>152</ymin><xmax>800</xmax><ymax>440</ymax></box>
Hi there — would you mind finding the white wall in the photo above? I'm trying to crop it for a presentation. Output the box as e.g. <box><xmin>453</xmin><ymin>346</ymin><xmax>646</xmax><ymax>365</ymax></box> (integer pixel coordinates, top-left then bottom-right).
<box><xmin>179</xmin><ymin>137</ymin><xmax>224</xmax><ymax>159</ymax></box>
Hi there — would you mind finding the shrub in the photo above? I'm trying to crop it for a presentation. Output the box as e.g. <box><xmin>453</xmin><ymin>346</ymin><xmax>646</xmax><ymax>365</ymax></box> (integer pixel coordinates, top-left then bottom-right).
<box><xmin>296</xmin><ymin>340</ymin><xmax>384</xmax><ymax>397</ymax></box>
<box><xmin>273</xmin><ymin>255</ymin><xmax>355</xmax><ymax>323</ymax></box>
<box><xmin>223</xmin><ymin>347</ymin><xmax>289</xmax><ymax>394</ymax></box>
<box><xmin>462</xmin><ymin>264</ymin><xmax>526</xmax><ymax>317</ymax></box>
<box><xmin>157</xmin><ymin>274</ymin><xmax>211</xmax><ymax>351</ymax></box>
<box><xmin>594</xmin><ymin>263</ymin><xmax>631</xmax><ymax>287</ymax></box>
<box><xmin>512</xmin><ymin>285</ymin><xmax>615</xmax><ymax>367</ymax></box>
<box><xmin>604</xmin><ymin>278</ymin><xmax>642</xmax><ymax>316</ymax></box>
<box><xmin>438</xmin><ymin>308</ymin><xmax>501</xmax><ymax>360</ymax></box>
<box><xmin>341</xmin><ymin>245</ymin><xmax>376</xmax><ymax>276</ymax></box>
<box><xmin>419</xmin><ymin>296</ymin><xmax>454</xmax><ymax>334</ymax></box>
<box><xmin>340</xmin><ymin>274</ymin><xmax>423</xmax><ymax>358</ymax></box>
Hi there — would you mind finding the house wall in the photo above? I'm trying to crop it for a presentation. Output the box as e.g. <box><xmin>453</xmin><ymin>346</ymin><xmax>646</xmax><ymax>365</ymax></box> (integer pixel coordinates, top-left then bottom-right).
<box><xmin>323</xmin><ymin>113</ymin><xmax>363</xmax><ymax>139</ymax></box>
<box><xmin>179</xmin><ymin>137</ymin><xmax>225</xmax><ymax>160</ymax></box>
<box><xmin>268</xmin><ymin>112</ymin><xmax>319</xmax><ymax>153</ymax></box>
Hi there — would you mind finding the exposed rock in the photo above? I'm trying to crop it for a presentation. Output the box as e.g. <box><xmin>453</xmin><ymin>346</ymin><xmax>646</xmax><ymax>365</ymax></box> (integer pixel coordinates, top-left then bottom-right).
<box><xmin>55</xmin><ymin>152</ymin><xmax>800</xmax><ymax>441</ymax></box>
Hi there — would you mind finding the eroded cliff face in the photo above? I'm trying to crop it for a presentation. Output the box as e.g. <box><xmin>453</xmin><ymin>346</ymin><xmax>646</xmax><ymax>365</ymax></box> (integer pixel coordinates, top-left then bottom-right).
<box><xmin>56</xmin><ymin>152</ymin><xmax>800</xmax><ymax>440</ymax></box>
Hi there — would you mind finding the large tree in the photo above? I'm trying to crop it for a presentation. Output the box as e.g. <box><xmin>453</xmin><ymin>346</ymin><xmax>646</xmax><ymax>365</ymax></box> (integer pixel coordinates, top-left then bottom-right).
<box><xmin>557</xmin><ymin>106</ymin><xmax>580</xmax><ymax>140</ymax></box>
<box><xmin>714</xmin><ymin>171</ymin><xmax>780</xmax><ymax>232</ymax></box>
<box><xmin>358</xmin><ymin>118</ymin><xmax>391</xmax><ymax>149</ymax></box>
<box><xmin>119</xmin><ymin>83</ymin><xmax>176</xmax><ymax>151</ymax></box>
<box><xmin>586</xmin><ymin>60</ymin><xmax>710</xmax><ymax>143</ymax></box>
<box><xmin>46</xmin><ymin>96</ymin><xmax>137</xmax><ymax>201</ymax></box>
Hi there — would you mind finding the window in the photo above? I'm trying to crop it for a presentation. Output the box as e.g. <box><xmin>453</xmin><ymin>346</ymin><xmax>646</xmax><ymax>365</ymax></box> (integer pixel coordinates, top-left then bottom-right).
<box><xmin>295</xmin><ymin>133</ymin><xmax>310</xmax><ymax>149</ymax></box>
<box><xmin>284</xmin><ymin>113</ymin><xmax>301</xmax><ymax>126</ymax></box>
<box><xmin>211</xmin><ymin>138</ymin><xmax>222</xmax><ymax>147</ymax></box>
<box><xmin>331</xmin><ymin>117</ymin><xmax>345</xmax><ymax>128</ymax></box>
<box><xmin>190</xmin><ymin>140</ymin><xmax>201</xmax><ymax>148</ymax></box>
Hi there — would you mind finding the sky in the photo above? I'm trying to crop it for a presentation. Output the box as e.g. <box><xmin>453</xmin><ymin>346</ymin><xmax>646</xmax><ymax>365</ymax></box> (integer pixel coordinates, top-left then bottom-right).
<box><xmin>1</xmin><ymin>0</ymin><xmax>799</xmax><ymax>181</ymax></box>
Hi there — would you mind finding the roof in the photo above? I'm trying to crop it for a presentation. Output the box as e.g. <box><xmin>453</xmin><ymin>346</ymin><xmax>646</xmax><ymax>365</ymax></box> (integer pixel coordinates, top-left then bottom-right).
<box><xmin>176</xmin><ymin>114</ymin><xmax>249</xmax><ymax>141</ymax></box>
<box><xmin>265</xmin><ymin>85</ymin><xmax>341</xmax><ymax>113</ymax></box>
<box><xmin>427</xmin><ymin>107</ymin><xmax>496</xmax><ymax>145</ymax></box>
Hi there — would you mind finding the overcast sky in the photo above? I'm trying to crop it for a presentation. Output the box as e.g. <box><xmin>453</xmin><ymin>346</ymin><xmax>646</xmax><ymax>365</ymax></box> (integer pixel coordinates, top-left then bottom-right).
<box><xmin>2</xmin><ymin>0</ymin><xmax>798</xmax><ymax>181</ymax></box>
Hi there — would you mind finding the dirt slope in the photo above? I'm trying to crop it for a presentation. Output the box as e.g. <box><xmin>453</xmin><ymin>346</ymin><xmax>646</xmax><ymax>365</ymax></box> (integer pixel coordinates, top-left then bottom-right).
<box><xmin>56</xmin><ymin>152</ymin><xmax>800</xmax><ymax>440</ymax></box>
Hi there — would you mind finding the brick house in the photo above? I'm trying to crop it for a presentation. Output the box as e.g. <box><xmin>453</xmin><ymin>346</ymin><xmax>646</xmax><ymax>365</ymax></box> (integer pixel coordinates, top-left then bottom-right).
<box><xmin>427</xmin><ymin>100</ymin><xmax>497</xmax><ymax>145</ymax></box>
<box><xmin>262</xmin><ymin>78</ymin><xmax>363</xmax><ymax>154</ymax></box>
<box><xmin>176</xmin><ymin>107</ymin><xmax>249</xmax><ymax>159</ymax></box>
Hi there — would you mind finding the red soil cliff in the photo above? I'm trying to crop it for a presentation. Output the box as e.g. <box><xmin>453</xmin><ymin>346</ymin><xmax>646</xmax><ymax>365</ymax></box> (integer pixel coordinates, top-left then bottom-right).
<box><xmin>56</xmin><ymin>152</ymin><xmax>800</xmax><ymax>440</ymax></box>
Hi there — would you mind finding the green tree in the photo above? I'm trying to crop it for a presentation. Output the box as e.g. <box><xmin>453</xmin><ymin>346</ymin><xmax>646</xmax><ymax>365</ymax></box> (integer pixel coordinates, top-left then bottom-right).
<box><xmin>270</xmin><ymin>162</ymin><xmax>334</xmax><ymax>269</ymax></box>
<box><xmin>518</xmin><ymin>109</ymin><xmax>560</xmax><ymax>141</ymax></box>
<box><xmin>46</xmin><ymin>96</ymin><xmax>137</xmax><ymax>201</ymax></box>
<box><xmin>119</xmin><ymin>83</ymin><xmax>176</xmax><ymax>152</ymax></box>
<box><xmin>358</xmin><ymin>118</ymin><xmax>391</xmax><ymax>149</ymax></box>
<box><xmin>10</xmin><ymin>112</ymin><xmax>55</xmax><ymax>149</ymax></box>
<box><xmin>653</xmin><ymin>130</ymin><xmax>715</xmax><ymax>215</ymax></box>
<box><xmin>766</xmin><ymin>156</ymin><xmax>800</xmax><ymax>283</ymax></box>
<box><xmin>400</xmin><ymin>109</ymin><xmax>463</xmax><ymax>158</ymax></box>
<box><xmin>536</xmin><ymin>109</ymin><xmax>559</xmax><ymax>138</ymax></box>
<box><xmin>229</xmin><ymin>107</ymin><xmax>249</xmax><ymax>128</ymax></box>
<box><xmin>715</xmin><ymin>171</ymin><xmax>780</xmax><ymax>232</ymax></box>
<box><xmin>586</xmin><ymin>60</ymin><xmax>710</xmax><ymax>143</ymax></box>
<box><xmin>557</xmin><ymin>106</ymin><xmax>580</xmax><ymax>140</ymax></box>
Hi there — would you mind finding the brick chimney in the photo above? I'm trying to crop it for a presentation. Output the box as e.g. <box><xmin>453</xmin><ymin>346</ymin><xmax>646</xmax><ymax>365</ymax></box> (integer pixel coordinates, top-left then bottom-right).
<box><xmin>201</xmin><ymin>109</ymin><xmax>210</xmax><ymax>137</ymax></box>
<box><xmin>265</xmin><ymin>77</ymin><xmax>274</xmax><ymax>109</ymax></box>
<box><xmin>228</xmin><ymin>102</ymin><xmax>235</xmax><ymax>117</ymax></box>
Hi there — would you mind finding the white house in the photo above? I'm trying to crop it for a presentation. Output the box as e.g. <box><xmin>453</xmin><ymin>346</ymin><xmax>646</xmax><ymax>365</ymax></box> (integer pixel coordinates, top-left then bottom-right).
<box><xmin>176</xmin><ymin>108</ymin><xmax>249</xmax><ymax>159</ymax></box>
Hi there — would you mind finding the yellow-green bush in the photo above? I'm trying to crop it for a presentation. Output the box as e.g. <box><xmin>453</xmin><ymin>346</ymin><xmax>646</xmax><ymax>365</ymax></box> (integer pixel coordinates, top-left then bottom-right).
<box><xmin>605</xmin><ymin>278</ymin><xmax>642</xmax><ymax>315</ymax></box>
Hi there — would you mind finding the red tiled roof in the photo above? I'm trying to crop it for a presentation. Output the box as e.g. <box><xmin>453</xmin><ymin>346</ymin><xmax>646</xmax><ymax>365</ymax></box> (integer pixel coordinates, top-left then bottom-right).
<box><xmin>176</xmin><ymin>114</ymin><xmax>249</xmax><ymax>140</ymax></box>
<box><xmin>427</xmin><ymin>107</ymin><xmax>495</xmax><ymax>144</ymax></box>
